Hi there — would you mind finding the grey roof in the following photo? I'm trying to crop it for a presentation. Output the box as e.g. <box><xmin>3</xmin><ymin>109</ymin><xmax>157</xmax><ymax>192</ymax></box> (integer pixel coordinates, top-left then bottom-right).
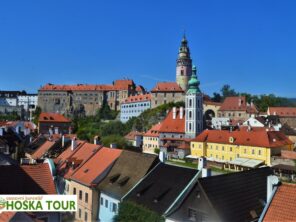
<box><xmin>98</xmin><ymin>150</ymin><xmax>159</xmax><ymax>199</ymax></box>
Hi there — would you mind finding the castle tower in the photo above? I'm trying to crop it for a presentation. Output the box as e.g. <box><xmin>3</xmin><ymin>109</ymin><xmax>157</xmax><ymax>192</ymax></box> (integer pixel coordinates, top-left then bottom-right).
<box><xmin>176</xmin><ymin>34</ymin><xmax>192</xmax><ymax>91</ymax></box>
<box><xmin>185</xmin><ymin>65</ymin><xmax>203</xmax><ymax>138</ymax></box>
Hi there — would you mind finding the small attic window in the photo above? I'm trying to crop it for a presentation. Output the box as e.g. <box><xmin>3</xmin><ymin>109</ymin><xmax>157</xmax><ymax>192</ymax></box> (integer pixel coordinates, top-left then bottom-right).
<box><xmin>109</xmin><ymin>173</ymin><xmax>120</xmax><ymax>184</ymax></box>
<box><xmin>44</xmin><ymin>117</ymin><xmax>48</xmax><ymax>120</ymax></box>
<box><xmin>84</xmin><ymin>169</ymin><xmax>89</xmax><ymax>173</ymax></box>
<box><xmin>117</xmin><ymin>176</ymin><xmax>130</xmax><ymax>186</ymax></box>
<box><xmin>49</xmin><ymin>117</ymin><xmax>54</xmax><ymax>120</ymax></box>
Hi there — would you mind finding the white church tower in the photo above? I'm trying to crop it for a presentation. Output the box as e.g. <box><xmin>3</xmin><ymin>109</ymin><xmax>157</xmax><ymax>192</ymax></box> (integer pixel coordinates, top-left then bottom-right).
<box><xmin>185</xmin><ymin>65</ymin><xmax>203</xmax><ymax>138</ymax></box>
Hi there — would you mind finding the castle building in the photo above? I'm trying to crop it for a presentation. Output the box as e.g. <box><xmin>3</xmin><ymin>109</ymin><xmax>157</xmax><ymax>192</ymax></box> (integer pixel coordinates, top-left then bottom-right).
<box><xmin>176</xmin><ymin>35</ymin><xmax>192</xmax><ymax>91</ymax></box>
<box><xmin>185</xmin><ymin>65</ymin><xmax>203</xmax><ymax>138</ymax></box>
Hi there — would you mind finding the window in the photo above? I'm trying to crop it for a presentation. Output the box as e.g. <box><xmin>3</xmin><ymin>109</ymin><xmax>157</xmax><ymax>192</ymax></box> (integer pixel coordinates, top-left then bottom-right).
<box><xmin>79</xmin><ymin>190</ymin><xmax>82</xmax><ymax>200</ymax></box>
<box><xmin>216</xmin><ymin>146</ymin><xmax>218</xmax><ymax>150</ymax></box>
<box><xmin>189</xmin><ymin>99</ymin><xmax>192</xmax><ymax>107</ymax></box>
<box><xmin>252</xmin><ymin>149</ymin><xmax>255</xmax><ymax>155</ymax></box>
<box><xmin>73</xmin><ymin>188</ymin><xmax>76</xmax><ymax>195</ymax></box>
<box><xmin>188</xmin><ymin>208</ymin><xmax>197</xmax><ymax>221</ymax></box>
<box><xmin>112</xmin><ymin>203</ymin><xmax>117</xmax><ymax>212</ymax></box>
<box><xmin>85</xmin><ymin>193</ymin><xmax>88</xmax><ymax>203</ymax></box>
<box><xmin>258</xmin><ymin>150</ymin><xmax>262</xmax><ymax>156</ymax></box>
<box><xmin>79</xmin><ymin>209</ymin><xmax>81</xmax><ymax>218</ymax></box>
<box><xmin>189</xmin><ymin>111</ymin><xmax>192</xmax><ymax>118</ymax></box>
<box><xmin>84</xmin><ymin>212</ymin><xmax>88</xmax><ymax>221</ymax></box>
<box><xmin>244</xmin><ymin>149</ymin><xmax>247</xmax><ymax>154</ymax></box>
<box><xmin>230</xmin><ymin>147</ymin><xmax>233</xmax><ymax>152</ymax></box>
<box><xmin>100</xmin><ymin>197</ymin><xmax>104</xmax><ymax>205</ymax></box>
<box><xmin>181</xmin><ymin>70</ymin><xmax>184</xmax><ymax>75</ymax></box>
<box><xmin>222</xmin><ymin>146</ymin><xmax>224</xmax><ymax>151</ymax></box>
<box><xmin>105</xmin><ymin>199</ymin><xmax>108</xmax><ymax>208</ymax></box>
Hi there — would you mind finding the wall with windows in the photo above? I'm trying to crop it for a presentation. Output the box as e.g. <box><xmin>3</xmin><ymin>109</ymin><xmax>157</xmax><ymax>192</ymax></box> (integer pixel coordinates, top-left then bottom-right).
<box><xmin>143</xmin><ymin>136</ymin><xmax>160</xmax><ymax>154</ymax></box>
<box><xmin>151</xmin><ymin>92</ymin><xmax>184</xmax><ymax>109</ymax></box>
<box><xmin>190</xmin><ymin>141</ymin><xmax>293</xmax><ymax>166</ymax></box>
<box><xmin>120</xmin><ymin>100</ymin><xmax>151</xmax><ymax>123</ymax></box>
<box><xmin>98</xmin><ymin>192</ymin><xmax>120</xmax><ymax>222</ymax></box>
<box><xmin>69</xmin><ymin>180</ymin><xmax>98</xmax><ymax>222</ymax></box>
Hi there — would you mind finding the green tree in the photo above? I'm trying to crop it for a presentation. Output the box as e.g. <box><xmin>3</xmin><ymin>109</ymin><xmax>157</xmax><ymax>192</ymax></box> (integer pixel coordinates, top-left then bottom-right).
<box><xmin>221</xmin><ymin>84</ymin><xmax>238</xmax><ymax>98</ymax></box>
<box><xmin>32</xmin><ymin>106</ymin><xmax>42</xmax><ymax>124</ymax></box>
<box><xmin>100</xmin><ymin>134</ymin><xmax>129</xmax><ymax>148</ymax></box>
<box><xmin>114</xmin><ymin>201</ymin><xmax>164</xmax><ymax>222</ymax></box>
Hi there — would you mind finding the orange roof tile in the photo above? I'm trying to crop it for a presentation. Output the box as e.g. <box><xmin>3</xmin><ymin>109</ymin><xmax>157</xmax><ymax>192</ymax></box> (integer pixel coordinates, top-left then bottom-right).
<box><xmin>54</xmin><ymin>140</ymin><xmax>86</xmax><ymax>165</ymax></box>
<box><xmin>194</xmin><ymin>129</ymin><xmax>293</xmax><ymax>148</ymax></box>
<box><xmin>38</xmin><ymin>112</ymin><xmax>71</xmax><ymax>123</ymax></box>
<box><xmin>151</xmin><ymin>82</ymin><xmax>184</xmax><ymax>92</ymax></box>
<box><xmin>57</xmin><ymin>142</ymin><xmax>101</xmax><ymax>179</ymax></box>
<box><xmin>159</xmin><ymin>108</ymin><xmax>185</xmax><ymax>134</ymax></box>
<box><xmin>70</xmin><ymin>147</ymin><xmax>122</xmax><ymax>186</ymax></box>
<box><xmin>268</xmin><ymin>107</ymin><xmax>296</xmax><ymax>117</ymax></box>
<box><xmin>125</xmin><ymin>131</ymin><xmax>144</xmax><ymax>140</ymax></box>
<box><xmin>21</xmin><ymin>163</ymin><xmax>57</xmax><ymax>194</ymax></box>
<box><xmin>31</xmin><ymin>140</ymin><xmax>56</xmax><ymax>159</ymax></box>
<box><xmin>219</xmin><ymin>96</ymin><xmax>258</xmax><ymax>113</ymax></box>
<box><xmin>136</xmin><ymin>85</ymin><xmax>145</xmax><ymax>92</ymax></box>
<box><xmin>113</xmin><ymin>79</ymin><xmax>135</xmax><ymax>90</ymax></box>
<box><xmin>281</xmin><ymin>150</ymin><xmax>296</xmax><ymax>160</ymax></box>
<box><xmin>123</xmin><ymin>94</ymin><xmax>151</xmax><ymax>103</ymax></box>
<box><xmin>144</xmin><ymin>123</ymin><xmax>162</xmax><ymax>137</ymax></box>
<box><xmin>263</xmin><ymin>183</ymin><xmax>296</xmax><ymax>221</ymax></box>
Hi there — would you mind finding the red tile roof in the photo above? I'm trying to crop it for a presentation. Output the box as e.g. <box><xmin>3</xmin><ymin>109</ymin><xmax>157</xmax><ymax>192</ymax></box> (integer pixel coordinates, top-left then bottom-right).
<box><xmin>70</xmin><ymin>147</ymin><xmax>122</xmax><ymax>187</ymax></box>
<box><xmin>151</xmin><ymin>82</ymin><xmax>184</xmax><ymax>92</ymax></box>
<box><xmin>57</xmin><ymin>142</ymin><xmax>101</xmax><ymax>179</ymax></box>
<box><xmin>219</xmin><ymin>96</ymin><xmax>258</xmax><ymax>113</ymax></box>
<box><xmin>39</xmin><ymin>79</ymin><xmax>135</xmax><ymax>92</ymax></box>
<box><xmin>54</xmin><ymin>140</ymin><xmax>86</xmax><ymax>164</ymax></box>
<box><xmin>38</xmin><ymin>112</ymin><xmax>71</xmax><ymax>123</ymax></box>
<box><xmin>144</xmin><ymin>123</ymin><xmax>162</xmax><ymax>137</ymax></box>
<box><xmin>124</xmin><ymin>131</ymin><xmax>144</xmax><ymax>140</ymax></box>
<box><xmin>203</xmin><ymin>101</ymin><xmax>222</xmax><ymax>106</ymax></box>
<box><xmin>263</xmin><ymin>183</ymin><xmax>296</xmax><ymax>221</ymax></box>
<box><xmin>0</xmin><ymin>212</ymin><xmax>16</xmax><ymax>222</ymax></box>
<box><xmin>281</xmin><ymin>150</ymin><xmax>296</xmax><ymax>160</ymax></box>
<box><xmin>123</xmin><ymin>94</ymin><xmax>151</xmax><ymax>103</ymax></box>
<box><xmin>21</xmin><ymin>163</ymin><xmax>57</xmax><ymax>194</ymax></box>
<box><xmin>136</xmin><ymin>85</ymin><xmax>145</xmax><ymax>92</ymax></box>
<box><xmin>194</xmin><ymin>129</ymin><xmax>293</xmax><ymax>148</ymax></box>
<box><xmin>268</xmin><ymin>107</ymin><xmax>296</xmax><ymax>117</ymax></box>
<box><xmin>159</xmin><ymin>108</ymin><xmax>185</xmax><ymax>134</ymax></box>
<box><xmin>31</xmin><ymin>140</ymin><xmax>56</xmax><ymax>159</ymax></box>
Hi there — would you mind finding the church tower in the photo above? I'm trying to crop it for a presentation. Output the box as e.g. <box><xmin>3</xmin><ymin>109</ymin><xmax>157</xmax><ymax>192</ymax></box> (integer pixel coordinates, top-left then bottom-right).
<box><xmin>185</xmin><ymin>65</ymin><xmax>203</xmax><ymax>138</ymax></box>
<box><xmin>176</xmin><ymin>34</ymin><xmax>192</xmax><ymax>91</ymax></box>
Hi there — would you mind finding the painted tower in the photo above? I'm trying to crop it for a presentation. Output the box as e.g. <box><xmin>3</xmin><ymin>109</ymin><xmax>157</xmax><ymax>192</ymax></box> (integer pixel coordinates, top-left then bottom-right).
<box><xmin>185</xmin><ymin>65</ymin><xmax>203</xmax><ymax>138</ymax></box>
<box><xmin>176</xmin><ymin>35</ymin><xmax>192</xmax><ymax>91</ymax></box>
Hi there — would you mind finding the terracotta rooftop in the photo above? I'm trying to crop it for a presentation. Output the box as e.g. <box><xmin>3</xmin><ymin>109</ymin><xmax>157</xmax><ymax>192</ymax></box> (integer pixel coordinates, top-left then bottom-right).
<box><xmin>194</xmin><ymin>129</ymin><xmax>293</xmax><ymax>148</ymax></box>
<box><xmin>31</xmin><ymin>140</ymin><xmax>56</xmax><ymax>159</ymax></box>
<box><xmin>219</xmin><ymin>96</ymin><xmax>258</xmax><ymax>113</ymax></box>
<box><xmin>38</xmin><ymin>112</ymin><xmax>71</xmax><ymax>123</ymax></box>
<box><xmin>136</xmin><ymin>85</ymin><xmax>145</xmax><ymax>92</ymax></box>
<box><xmin>70</xmin><ymin>147</ymin><xmax>122</xmax><ymax>187</ymax></box>
<box><xmin>123</xmin><ymin>94</ymin><xmax>151</xmax><ymax>103</ymax></box>
<box><xmin>39</xmin><ymin>79</ymin><xmax>135</xmax><ymax>92</ymax></box>
<box><xmin>151</xmin><ymin>82</ymin><xmax>184</xmax><ymax>92</ymax></box>
<box><xmin>124</xmin><ymin>131</ymin><xmax>144</xmax><ymax>140</ymax></box>
<box><xmin>54</xmin><ymin>140</ymin><xmax>86</xmax><ymax>165</ymax></box>
<box><xmin>263</xmin><ymin>183</ymin><xmax>296</xmax><ymax>221</ymax></box>
<box><xmin>268</xmin><ymin>107</ymin><xmax>296</xmax><ymax>117</ymax></box>
<box><xmin>144</xmin><ymin>123</ymin><xmax>162</xmax><ymax>137</ymax></box>
<box><xmin>159</xmin><ymin>108</ymin><xmax>185</xmax><ymax>134</ymax></box>
<box><xmin>0</xmin><ymin>163</ymin><xmax>56</xmax><ymax>194</ymax></box>
<box><xmin>57</xmin><ymin>141</ymin><xmax>101</xmax><ymax>179</ymax></box>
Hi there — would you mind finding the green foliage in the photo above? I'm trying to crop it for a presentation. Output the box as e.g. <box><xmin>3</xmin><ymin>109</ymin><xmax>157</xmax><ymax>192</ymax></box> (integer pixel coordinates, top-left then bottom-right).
<box><xmin>154</xmin><ymin>148</ymin><xmax>160</xmax><ymax>154</ymax></box>
<box><xmin>100</xmin><ymin>135</ymin><xmax>130</xmax><ymax>148</ymax></box>
<box><xmin>212</xmin><ymin>85</ymin><xmax>295</xmax><ymax>112</ymax></box>
<box><xmin>0</xmin><ymin>112</ymin><xmax>20</xmax><ymax>121</ymax></box>
<box><xmin>32</xmin><ymin>106</ymin><xmax>42</xmax><ymax>125</ymax></box>
<box><xmin>97</xmin><ymin>101</ymin><xmax>118</xmax><ymax>120</ymax></box>
<box><xmin>114</xmin><ymin>201</ymin><xmax>164</xmax><ymax>222</ymax></box>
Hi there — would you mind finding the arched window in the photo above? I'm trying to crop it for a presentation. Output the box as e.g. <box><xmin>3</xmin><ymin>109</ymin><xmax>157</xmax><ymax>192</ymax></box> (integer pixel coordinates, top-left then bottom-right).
<box><xmin>189</xmin><ymin>99</ymin><xmax>192</xmax><ymax>107</ymax></box>
<box><xmin>189</xmin><ymin>123</ymin><xmax>192</xmax><ymax>131</ymax></box>
<box><xmin>189</xmin><ymin>111</ymin><xmax>192</xmax><ymax>118</ymax></box>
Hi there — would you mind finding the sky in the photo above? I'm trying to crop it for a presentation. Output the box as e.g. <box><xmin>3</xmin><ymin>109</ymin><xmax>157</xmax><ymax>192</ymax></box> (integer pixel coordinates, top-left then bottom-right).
<box><xmin>0</xmin><ymin>0</ymin><xmax>295</xmax><ymax>97</ymax></box>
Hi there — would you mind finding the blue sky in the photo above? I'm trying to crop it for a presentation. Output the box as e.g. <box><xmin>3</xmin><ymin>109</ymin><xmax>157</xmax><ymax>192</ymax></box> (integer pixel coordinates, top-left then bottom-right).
<box><xmin>0</xmin><ymin>0</ymin><xmax>295</xmax><ymax>97</ymax></box>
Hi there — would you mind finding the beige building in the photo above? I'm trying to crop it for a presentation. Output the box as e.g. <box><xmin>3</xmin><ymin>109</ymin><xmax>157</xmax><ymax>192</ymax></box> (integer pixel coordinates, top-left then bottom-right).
<box><xmin>143</xmin><ymin>123</ymin><xmax>162</xmax><ymax>154</ymax></box>
<box><xmin>68</xmin><ymin>147</ymin><xmax>122</xmax><ymax>222</ymax></box>
<box><xmin>151</xmin><ymin>82</ymin><xmax>184</xmax><ymax>108</ymax></box>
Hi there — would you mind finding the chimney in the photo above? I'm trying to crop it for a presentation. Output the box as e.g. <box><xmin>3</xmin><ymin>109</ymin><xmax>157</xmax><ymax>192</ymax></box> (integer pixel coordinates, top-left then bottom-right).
<box><xmin>71</xmin><ymin>137</ymin><xmax>77</xmax><ymax>151</ymax></box>
<box><xmin>49</xmin><ymin>127</ymin><xmax>53</xmax><ymax>136</ymax></box>
<box><xmin>159</xmin><ymin>151</ymin><xmax>166</xmax><ymax>163</ymax></box>
<box><xmin>172</xmin><ymin>107</ymin><xmax>177</xmax><ymax>119</ymax></box>
<box><xmin>62</xmin><ymin>135</ymin><xmax>65</xmax><ymax>148</ymax></box>
<box><xmin>238</xmin><ymin>98</ymin><xmax>241</xmax><ymax>107</ymax></box>
<box><xmin>54</xmin><ymin>127</ymin><xmax>59</xmax><ymax>135</ymax></box>
<box><xmin>94</xmin><ymin>135</ymin><xmax>100</xmax><ymax>145</ymax></box>
<box><xmin>267</xmin><ymin>175</ymin><xmax>279</xmax><ymax>202</ymax></box>
<box><xmin>198</xmin><ymin>157</ymin><xmax>211</xmax><ymax>177</ymax></box>
<box><xmin>180</xmin><ymin>107</ymin><xmax>184</xmax><ymax>119</ymax></box>
<box><xmin>110</xmin><ymin>143</ymin><xmax>117</xmax><ymax>149</ymax></box>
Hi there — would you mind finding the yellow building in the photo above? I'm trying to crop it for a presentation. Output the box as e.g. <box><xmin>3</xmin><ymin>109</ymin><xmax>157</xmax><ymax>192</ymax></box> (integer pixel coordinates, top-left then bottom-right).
<box><xmin>143</xmin><ymin>123</ymin><xmax>162</xmax><ymax>154</ymax></box>
<box><xmin>191</xmin><ymin>129</ymin><xmax>294</xmax><ymax>168</ymax></box>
